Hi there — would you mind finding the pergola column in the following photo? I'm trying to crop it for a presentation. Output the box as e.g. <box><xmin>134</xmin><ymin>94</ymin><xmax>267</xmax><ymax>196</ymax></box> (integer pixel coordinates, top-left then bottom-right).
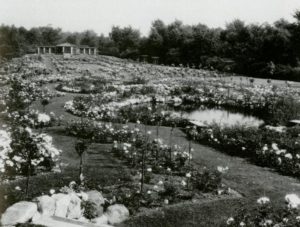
<box><xmin>94</xmin><ymin>48</ymin><xmax>97</xmax><ymax>55</ymax></box>
<box><xmin>152</xmin><ymin>56</ymin><xmax>159</xmax><ymax>64</ymax></box>
<box><xmin>62</xmin><ymin>46</ymin><xmax>65</xmax><ymax>54</ymax></box>
<box><xmin>141</xmin><ymin>55</ymin><xmax>148</xmax><ymax>63</ymax></box>
<box><xmin>37</xmin><ymin>47</ymin><xmax>40</xmax><ymax>54</ymax></box>
<box><xmin>49</xmin><ymin>48</ymin><xmax>52</xmax><ymax>54</ymax></box>
<box><xmin>43</xmin><ymin>47</ymin><xmax>46</xmax><ymax>54</ymax></box>
<box><xmin>89</xmin><ymin>48</ymin><xmax>91</xmax><ymax>55</ymax></box>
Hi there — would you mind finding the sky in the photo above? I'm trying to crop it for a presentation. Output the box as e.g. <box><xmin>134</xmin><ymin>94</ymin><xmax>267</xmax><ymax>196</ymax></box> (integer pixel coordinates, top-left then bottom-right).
<box><xmin>0</xmin><ymin>0</ymin><xmax>300</xmax><ymax>36</ymax></box>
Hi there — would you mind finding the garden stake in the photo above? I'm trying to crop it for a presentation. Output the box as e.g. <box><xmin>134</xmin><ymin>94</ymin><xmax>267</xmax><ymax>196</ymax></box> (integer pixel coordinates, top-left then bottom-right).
<box><xmin>25</xmin><ymin>150</ymin><xmax>32</xmax><ymax>198</ymax></box>
<box><xmin>75</xmin><ymin>140</ymin><xmax>88</xmax><ymax>185</ymax></box>
<box><xmin>156</xmin><ymin>121</ymin><xmax>159</xmax><ymax>141</ymax></box>
<box><xmin>141</xmin><ymin>147</ymin><xmax>145</xmax><ymax>194</ymax></box>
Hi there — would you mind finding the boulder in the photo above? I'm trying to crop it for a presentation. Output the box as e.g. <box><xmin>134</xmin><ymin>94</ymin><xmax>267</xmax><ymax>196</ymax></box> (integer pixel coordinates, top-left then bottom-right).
<box><xmin>105</xmin><ymin>204</ymin><xmax>129</xmax><ymax>225</ymax></box>
<box><xmin>52</xmin><ymin>193</ymin><xmax>71</xmax><ymax>217</ymax></box>
<box><xmin>67</xmin><ymin>193</ymin><xmax>83</xmax><ymax>219</ymax></box>
<box><xmin>77</xmin><ymin>216</ymin><xmax>90</xmax><ymax>223</ymax></box>
<box><xmin>31</xmin><ymin>211</ymin><xmax>42</xmax><ymax>222</ymax></box>
<box><xmin>92</xmin><ymin>214</ymin><xmax>108</xmax><ymax>225</ymax></box>
<box><xmin>35</xmin><ymin>195</ymin><xmax>55</xmax><ymax>216</ymax></box>
<box><xmin>1</xmin><ymin>201</ymin><xmax>37</xmax><ymax>226</ymax></box>
<box><xmin>86</xmin><ymin>190</ymin><xmax>105</xmax><ymax>206</ymax></box>
<box><xmin>86</xmin><ymin>190</ymin><xmax>105</xmax><ymax>217</ymax></box>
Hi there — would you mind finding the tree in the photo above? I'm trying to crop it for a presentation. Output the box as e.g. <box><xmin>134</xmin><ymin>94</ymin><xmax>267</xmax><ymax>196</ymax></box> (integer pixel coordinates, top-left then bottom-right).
<box><xmin>8</xmin><ymin>127</ymin><xmax>61</xmax><ymax>196</ymax></box>
<box><xmin>110</xmin><ymin>26</ymin><xmax>141</xmax><ymax>58</ymax></box>
<box><xmin>64</xmin><ymin>33</ymin><xmax>79</xmax><ymax>45</ymax></box>
<box><xmin>0</xmin><ymin>25</ymin><xmax>20</xmax><ymax>57</ymax></box>
<box><xmin>80</xmin><ymin>30</ymin><xmax>98</xmax><ymax>47</ymax></box>
<box><xmin>289</xmin><ymin>10</ymin><xmax>300</xmax><ymax>64</ymax></box>
<box><xmin>75</xmin><ymin>140</ymin><xmax>88</xmax><ymax>185</ymax></box>
<box><xmin>39</xmin><ymin>26</ymin><xmax>62</xmax><ymax>45</ymax></box>
<box><xmin>97</xmin><ymin>34</ymin><xmax>118</xmax><ymax>56</ymax></box>
<box><xmin>145</xmin><ymin>20</ymin><xmax>166</xmax><ymax>59</ymax></box>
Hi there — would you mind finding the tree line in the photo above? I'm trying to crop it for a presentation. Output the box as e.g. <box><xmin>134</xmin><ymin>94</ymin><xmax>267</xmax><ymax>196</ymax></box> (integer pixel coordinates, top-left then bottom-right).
<box><xmin>1</xmin><ymin>10</ymin><xmax>300</xmax><ymax>81</ymax></box>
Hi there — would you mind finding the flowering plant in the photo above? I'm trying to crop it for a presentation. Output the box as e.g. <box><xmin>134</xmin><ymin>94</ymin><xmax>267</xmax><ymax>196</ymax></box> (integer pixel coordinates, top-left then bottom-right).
<box><xmin>226</xmin><ymin>195</ymin><xmax>300</xmax><ymax>227</ymax></box>
<box><xmin>2</xmin><ymin>127</ymin><xmax>61</xmax><ymax>178</ymax></box>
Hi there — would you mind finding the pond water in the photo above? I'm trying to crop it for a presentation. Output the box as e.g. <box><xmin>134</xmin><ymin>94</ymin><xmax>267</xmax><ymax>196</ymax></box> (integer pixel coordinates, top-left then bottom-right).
<box><xmin>174</xmin><ymin>107</ymin><xmax>264</xmax><ymax>127</ymax></box>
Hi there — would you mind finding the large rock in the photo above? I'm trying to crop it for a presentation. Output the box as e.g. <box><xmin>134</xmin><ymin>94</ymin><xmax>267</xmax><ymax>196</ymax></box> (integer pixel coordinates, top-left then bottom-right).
<box><xmin>77</xmin><ymin>216</ymin><xmax>90</xmax><ymax>223</ymax></box>
<box><xmin>1</xmin><ymin>201</ymin><xmax>37</xmax><ymax>226</ymax></box>
<box><xmin>92</xmin><ymin>214</ymin><xmax>108</xmax><ymax>225</ymax></box>
<box><xmin>52</xmin><ymin>193</ymin><xmax>71</xmax><ymax>217</ymax></box>
<box><xmin>86</xmin><ymin>190</ymin><xmax>105</xmax><ymax>217</ymax></box>
<box><xmin>33</xmin><ymin>215</ymin><xmax>114</xmax><ymax>227</ymax></box>
<box><xmin>67</xmin><ymin>193</ymin><xmax>82</xmax><ymax>219</ymax></box>
<box><xmin>31</xmin><ymin>211</ymin><xmax>42</xmax><ymax>222</ymax></box>
<box><xmin>35</xmin><ymin>195</ymin><xmax>55</xmax><ymax>216</ymax></box>
<box><xmin>105</xmin><ymin>204</ymin><xmax>129</xmax><ymax>225</ymax></box>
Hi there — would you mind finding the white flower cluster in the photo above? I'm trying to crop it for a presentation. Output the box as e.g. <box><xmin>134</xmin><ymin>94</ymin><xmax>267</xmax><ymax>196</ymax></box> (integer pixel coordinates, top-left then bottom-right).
<box><xmin>61</xmin><ymin>86</ymin><xmax>81</xmax><ymax>93</ymax></box>
<box><xmin>285</xmin><ymin>194</ymin><xmax>300</xmax><ymax>209</ymax></box>
<box><xmin>257</xmin><ymin>196</ymin><xmax>270</xmax><ymax>205</ymax></box>
<box><xmin>37</xmin><ymin>113</ymin><xmax>51</xmax><ymax>124</ymax></box>
<box><xmin>8</xmin><ymin>109</ymin><xmax>54</xmax><ymax>127</ymax></box>
<box><xmin>35</xmin><ymin>133</ymin><xmax>62</xmax><ymax>161</ymax></box>
<box><xmin>0</xmin><ymin>130</ymin><xmax>12</xmax><ymax>173</ymax></box>
<box><xmin>260</xmin><ymin>143</ymin><xmax>295</xmax><ymax>165</ymax></box>
<box><xmin>217</xmin><ymin>166</ymin><xmax>229</xmax><ymax>174</ymax></box>
<box><xmin>0</xmin><ymin>128</ymin><xmax>61</xmax><ymax>176</ymax></box>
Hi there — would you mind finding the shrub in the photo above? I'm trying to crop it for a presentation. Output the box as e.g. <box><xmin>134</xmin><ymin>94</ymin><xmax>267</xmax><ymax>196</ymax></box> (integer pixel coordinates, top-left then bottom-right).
<box><xmin>187</xmin><ymin>123</ymin><xmax>300</xmax><ymax>177</ymax></box>
<box><xmin>273</xmin><ymin>65</ymin><xmax>300</xmax><ymax>82</ymax></box>
<box><xmin>161</xmin><ymin>181</ymin><xmax>179</xmax><ymax>198</ymax></box>
<box><xmin>226</xmin><ymin>197</ymin><xmax>300</xmax><ymax>227</ymax></box>
<box><xmin>65</xmin><ymin>120</ymin><xmax>133</xmax><ymax>143</ymax></box>
<box><xmin>191</xmin><ymin>169</ymin><xmax>222</xmax><ymax>193</ymax></box>
<box><xmin>4</xmin><ymin>127</ymin><xmax>61</xmax><ymax>178</ymax></box>
<box><xmin>81</xmin><ymin>200</ymin><xmax>98</xmax><ymax>220</ymax></box>
<box><xmin>124</xmin><ymin>76</ymin><xmax>148</xmax><ymax>85</ymax></box>
<box><xmin>267</xmin><ymin>96</ymin><xmax>300</xmax><ymax>125</ymax></box>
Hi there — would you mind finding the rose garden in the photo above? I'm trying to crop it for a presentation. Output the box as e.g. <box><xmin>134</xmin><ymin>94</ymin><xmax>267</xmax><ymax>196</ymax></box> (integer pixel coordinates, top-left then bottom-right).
<box><xmin>0</xmin><ymin>54</ymin><xmax>300</xmax><ymax>226</ymax></box>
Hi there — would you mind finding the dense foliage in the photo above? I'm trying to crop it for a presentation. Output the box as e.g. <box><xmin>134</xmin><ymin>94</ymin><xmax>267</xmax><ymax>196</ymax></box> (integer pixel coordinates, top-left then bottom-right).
<box><xmin>186</xmin><ymin>124</ymin><xmax>300</xmax><ymax>177</ymax></box>
<box><xmin>1</xmin><ymin>10</ymin><xmax>300</xmax><ymax>80</ymax></box>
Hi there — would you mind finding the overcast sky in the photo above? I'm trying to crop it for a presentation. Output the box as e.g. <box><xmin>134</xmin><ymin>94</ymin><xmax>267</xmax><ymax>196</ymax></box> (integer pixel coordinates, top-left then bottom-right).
<box><xmin>0</xmin><ymin>0</ymin><xmax>300</xmax><ymax>36</ymax></box>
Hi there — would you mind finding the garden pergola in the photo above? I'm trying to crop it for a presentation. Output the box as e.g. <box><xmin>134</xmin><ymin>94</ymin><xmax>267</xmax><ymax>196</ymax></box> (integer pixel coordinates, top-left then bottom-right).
<box><xmin>37</xmin><ymin>43</ymin><xmax>97</xmax><ymax>55</ymax></box>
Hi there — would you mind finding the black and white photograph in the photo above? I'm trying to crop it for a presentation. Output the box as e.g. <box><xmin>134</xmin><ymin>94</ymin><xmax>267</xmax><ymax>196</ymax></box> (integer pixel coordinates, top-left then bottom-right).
<box><xmin>1</xmin><ymin>0</ymin><xmax>300</xmax><ymax>226</ymax></box>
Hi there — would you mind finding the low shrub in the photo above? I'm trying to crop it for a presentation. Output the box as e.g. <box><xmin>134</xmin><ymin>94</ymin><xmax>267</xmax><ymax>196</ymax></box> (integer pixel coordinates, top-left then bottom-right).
<box><xmin>226</xmin><ymin>196</ymin><xmax>300</xmax><ymax>227</ymax></box>
<box><xmin>191</xmin><ymin>168</ymin><xmax>222</xmax><ymax>193</ymax></box>
<box><xmin>187</xmin><ymin>123</ymin><xmax>300</xmax><ymax>177</ymax></box>
<box><xmin>65</xmin><ymin>120</ymin><xmax>133</xmax><ymax>143</ymax></box>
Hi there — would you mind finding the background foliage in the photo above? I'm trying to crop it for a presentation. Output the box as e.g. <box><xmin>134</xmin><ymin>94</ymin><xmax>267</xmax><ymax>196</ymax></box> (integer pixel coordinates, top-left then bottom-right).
<box><xmin>1</xmin><ymin>10</ymin><xmax>300</xmax><ymax>80</ymax></box>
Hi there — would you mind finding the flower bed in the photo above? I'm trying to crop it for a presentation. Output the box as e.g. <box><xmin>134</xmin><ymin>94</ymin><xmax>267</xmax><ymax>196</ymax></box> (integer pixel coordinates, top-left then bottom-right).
<box><xmin>64</xmin><ymin>81</ymin><xmax>300</xmax><ymax>127</ymax></box>
<box><xmin>186</xmin><ymin>124</ymin><xmax>300</xmax><ymax>177</ymax></box>
<box><xmin>65</xmin><ymin>120</ymin><xmax>133</xmax><ymax>143</ymax></box>
<box><xmin>226</xmin><ymin>194</ymin><xmax>300</xmax><ymax>227</ymax></box>
<box><xmin>107</xmin><ymin>130</ymin><xmax>235</xmax><ymax>213</ymax></box>
<box><xmin>61</xmin><ymin>74</ymin><xmax>300</xmax><ymax>179</ymax></box>
<box><xmin>0</xmin><ymin>127</ymin><xmax>61</xmax><ymax>180</ymax></box>
<box><xmin>64</xmin><ymin>119</ymin><xmax>237</xmax><ymax>214</ymax></box>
